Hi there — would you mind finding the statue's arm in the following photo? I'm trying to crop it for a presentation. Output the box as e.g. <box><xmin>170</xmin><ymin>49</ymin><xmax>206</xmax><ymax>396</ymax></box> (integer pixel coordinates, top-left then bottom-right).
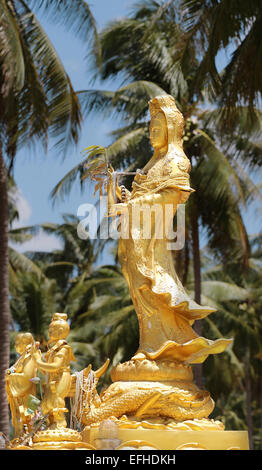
<box><xmin>34</xmin><ymin>350</ymin><xmax>66</xmax><ymax>373</ymax></box>
<box><xmin>115</xmin><ymin>184</ymin><xmax>122</xmax><ymax>201</ymax></box>
<box><xmin>106</xmin><ymin>165</ymin><xmax>132</xmax><ymax>203</ymax></box>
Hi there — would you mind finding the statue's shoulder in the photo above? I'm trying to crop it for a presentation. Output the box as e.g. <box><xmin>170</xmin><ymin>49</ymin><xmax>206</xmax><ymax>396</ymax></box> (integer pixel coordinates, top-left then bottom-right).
<box><xmin>164</xmin><ymin>151</ymin><xmax>190</xmax><ymax>174</ymax></box>
<box><xmin>46</xmin><ymin>340</ymin><xmax>67</xmax><ymax>356</ymax></box>
<box><xmin>56</xmin><ymin>341</ymin><xmax>76</xmax><ymax>362</ymax></box>
<box><xmin>23</xmin><ymin>344</ymin><xmax>35</xmax><ymax>361</ymax></box>
<box><xmin>46</xmin><ymin>340</ymin><xmax>76</xmax><ymax>363</ymax></box>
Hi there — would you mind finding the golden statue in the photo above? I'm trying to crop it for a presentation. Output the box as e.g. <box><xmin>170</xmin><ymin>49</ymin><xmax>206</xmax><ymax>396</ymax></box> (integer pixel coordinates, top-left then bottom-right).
<box><xmin>32</xmin><ymin>313</ymin><xmax>76</xmax><ymax>429</ymax></box>
<box><xmin>80</xmin><ymin>95</ymin><xmax>231</xmax><ymax>425</ymax></box>
<box><xmin>79</xmin><ymin>95</ymin><xmax>249</xmax><ymax>450</ymax></box>
<box><xmin>5</xmin><ymin>333</ymin><xmax>38</xmax><ymax>437</ymax></box>
<box><xmin>7</xmin><ymin>314</ymin><xmax>96</xmax><ymax>450</ymax></box>
<box><xmin>108</xmin><ymin>95</ymin><xmax>231</xmax><ymax>364</ymax></box>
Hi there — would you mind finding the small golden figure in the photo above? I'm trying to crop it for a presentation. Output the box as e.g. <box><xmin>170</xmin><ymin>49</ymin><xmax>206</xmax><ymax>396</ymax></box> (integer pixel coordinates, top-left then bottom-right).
<box><xmin>32</xmin><ymin>313</ymin><xmax>76</xmax><ymax>429</ymax></box>
<box><xmin>5</xmin><ymin>332</ymin><xmax>38</xmax><ymax>437</ymax></box>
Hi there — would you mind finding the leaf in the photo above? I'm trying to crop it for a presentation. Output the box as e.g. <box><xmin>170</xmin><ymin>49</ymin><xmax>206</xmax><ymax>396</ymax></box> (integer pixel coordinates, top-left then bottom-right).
<box><xmin>0</xmin><ymin>0</ymin><xmax>25</xmax><ymax>93</ymax></box>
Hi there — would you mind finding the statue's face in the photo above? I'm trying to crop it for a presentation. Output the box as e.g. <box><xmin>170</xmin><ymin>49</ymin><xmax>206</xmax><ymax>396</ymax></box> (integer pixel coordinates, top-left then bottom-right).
<box><xmin>48</xmin><ymin>321</ymin><xmax>68</xmax><ymax>342</ymax></box>
<box><xmin>149</xmin><ymin>112</ymin><xmax>167</xmax><ymax>151</ymax></box>
<box><xmin>15</xmin><ymin>339</ymin><xmax>26</xmax><ymax>355</ymax></box>
<box><xmin>15</xmin><ymin>335</ymin><xmax>32</xmax><ymax>355</ymax></box>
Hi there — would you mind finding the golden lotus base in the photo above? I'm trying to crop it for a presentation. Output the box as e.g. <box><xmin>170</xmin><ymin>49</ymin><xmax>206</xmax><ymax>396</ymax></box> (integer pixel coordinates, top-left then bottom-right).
<box><xmin>9</xmin><ymin>428</ymin><xmax>96</xmax><ymax>450</ymax></box>
<box><xmin>83</xmin><ymin>427</ymin><xmax>249</xmax><ymax>450</ymax></box>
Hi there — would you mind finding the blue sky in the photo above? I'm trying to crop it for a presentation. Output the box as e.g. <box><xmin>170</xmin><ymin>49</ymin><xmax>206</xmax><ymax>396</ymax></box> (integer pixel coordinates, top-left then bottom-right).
<box><xmin>12</xmin><ymin>0</ymin><xmax>261</xmax><ymax>257</ymax></box>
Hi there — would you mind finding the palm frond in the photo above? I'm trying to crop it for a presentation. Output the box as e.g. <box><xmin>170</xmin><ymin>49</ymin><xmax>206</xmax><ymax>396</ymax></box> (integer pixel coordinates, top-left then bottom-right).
<box><xmin>106</xmin><ymin>127</ymin><xmax>147</xmax><ymax>162</ymax></box>
<box><xmin>194</xmin><ymin>128</ymin><xmax>246</xmax><ymax>205</ymax></box>
<box><xmin>0</xmin><ymin>0</ymin><xmax>25</xmax><ymax>94</ymax></box>
<box><xmin>181</xmin><ymin>0</ymin><xmax>262</xmax><ymax>110</ymax></box>
<box><xmin>1</xmin><ymin>0</ymin><xmax>83</xmax><ymax>157</ymax></box>
<box><xmin>200</xmin><ymin>280</ymin><xmax>249</xmax><ymax>303</ymax></box>
<box><xmin>26</xmin><ymin>0</ymin><xmax>100</xmax><ymax>63</ymax></box>
<box><xmin>77</xmin><ymin>89</ymin><xmax>116</xmax><ymax>119</ymax></box>
<box><xmin>9</xmin><ymin>246</ymin><xmax>43</xmax><ymax>276</ymax></box>
<box><xmin>49</xmin><ymin>159</ymin><xmax>88</xmax><ymax>203</ymax></box>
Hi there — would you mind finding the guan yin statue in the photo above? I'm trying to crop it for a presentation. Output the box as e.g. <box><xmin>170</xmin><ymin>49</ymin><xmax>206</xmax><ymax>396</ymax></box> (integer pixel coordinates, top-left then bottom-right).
<box><xmin>6</xmin><ymin>96</ymin><xmax>249</xmax><ymax>450</ymax></box>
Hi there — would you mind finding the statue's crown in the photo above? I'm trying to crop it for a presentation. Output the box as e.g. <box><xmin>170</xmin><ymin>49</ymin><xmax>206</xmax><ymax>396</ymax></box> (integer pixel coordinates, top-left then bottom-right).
<box><xmin>52</xmin><ymin>312</ymin><xmax>68</xmax><ymax>322</ymax></box>
<box><xmin>149</xmin><ymin>95</ymin><xmax>180</xmax><ymax>117</ymax></box>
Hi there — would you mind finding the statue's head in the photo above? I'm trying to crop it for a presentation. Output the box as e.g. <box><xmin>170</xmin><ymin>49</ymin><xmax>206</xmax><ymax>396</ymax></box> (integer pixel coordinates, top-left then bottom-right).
<box><xmin>48</xmin><ymin>313</ymin><xmax>70</xmax><ymax>342</ymax></box>
<box><xmin>149</xmin><ymin>95</ymin><xmax>184</xmax><ymax>153</ymax></box>
<box><xmin>15</xmin><ymin>332</ymin><xmax>34</xmax><ymax>355</ymax></box>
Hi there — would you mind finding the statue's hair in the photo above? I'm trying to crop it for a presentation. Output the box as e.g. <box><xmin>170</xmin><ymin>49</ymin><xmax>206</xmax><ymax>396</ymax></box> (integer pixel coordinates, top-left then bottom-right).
<box><xmin>15</xmin><ymin>332</ymin><xmax>34</xmax><ymax>344</ymax></box>
<box><xmin>50</xmin><ymin>312</ymin><xmax>70</xmax><ymax>336</ymax></box>
<box><xmin>149</xmin><ymin>95</ymin><xmax>183</xmax><ymax>118</ymax></box>
<box><xmin>52</xmin><ymin>312</ymin><xmax>68</xmax><ymax>322</ymax></box>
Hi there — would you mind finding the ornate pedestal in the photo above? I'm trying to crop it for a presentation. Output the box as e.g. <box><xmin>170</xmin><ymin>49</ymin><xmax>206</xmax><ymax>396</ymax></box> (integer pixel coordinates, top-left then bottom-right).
<box><xmin>83</xmin><ymin>427</ymin><xmax>249</xmax><ymax>450</ymax></box>
<box><xmin>80</xmin><ymin>358</ymin><xmax>249</xmax><ymax>450</ymax></box>
<box><xmin>8</xmin><ymin>429</ymin><xmax>96</xmax><ymax>450</ymax></box>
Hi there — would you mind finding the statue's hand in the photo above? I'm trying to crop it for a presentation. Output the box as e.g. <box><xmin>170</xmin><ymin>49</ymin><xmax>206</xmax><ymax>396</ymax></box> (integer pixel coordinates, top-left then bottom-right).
<box><xmin>32</xmin><ymin>350</ymin><xmax>42</xmax><ymax>362</ymax></box>
<box><xmin>106</xmin><ymin>164</ymin><xmax>115</xmax><ymax>180</ymax></box>
<box><xmin>136</xmin><ymin>169</ymin><xmax>147</xmax><ymax>175</ymax></box>
<box><xmin>105</xmin><ymin>164</ymin><xmax>115</xmax><ymax>196</ymax></box>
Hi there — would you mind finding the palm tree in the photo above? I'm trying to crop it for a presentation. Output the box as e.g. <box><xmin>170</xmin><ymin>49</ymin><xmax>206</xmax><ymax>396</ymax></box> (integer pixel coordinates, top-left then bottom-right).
<box><xmin>10</xmin><ymin>271</ymin><xmax>60</xmax><ymax>344</ymax></box>
<box><xmin>181</xmin><ymin>0</ymin><xmax>262</xmax><ymax>115</ymax></box>
<box><xmin>200</xmin><ymin>242</ymin><xmax>262</xmax><ymax>449</ymax></box>
<box><xmin>0</xmin><ymin>0</ymin><xmax>98</xmax><ymax>435</ymax></box>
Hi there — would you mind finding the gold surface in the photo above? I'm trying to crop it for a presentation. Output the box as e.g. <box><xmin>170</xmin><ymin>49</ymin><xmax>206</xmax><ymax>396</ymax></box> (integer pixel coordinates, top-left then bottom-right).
<box><xmin>108</xmin><ymin>95</ymin><xmax>232</xmax><ymax>364</ymax></box>
<box><xmin>80</xmin><ymin>96</ymin><xmax>232</xmax><ymax>429</ymax></box>
<box><xmin>30</xmin><ymin>429</ymin><xmax>95</xmax><ymax>450</ymax></box>
<box><xmin>7</xmin><ymin>314</ymin><xmax>97</xmax><ymax>449</ymax></box>
<box><xmin>32</xmin><ymin>313</ymin><xmax>76</xmax><ymax>429</ymax></box>
<box><xmin>5</xmin><ymin>333</ymin><xmax>38</xmax><ymax>437</ymax></box>
<box><xmin>87</xmin><ymin>427</ymin><xmax>249</xmax><ymax>450</ymax></box>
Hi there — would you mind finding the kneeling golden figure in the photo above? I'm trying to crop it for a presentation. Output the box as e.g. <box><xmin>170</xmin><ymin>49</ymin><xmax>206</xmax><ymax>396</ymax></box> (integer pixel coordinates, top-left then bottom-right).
<box><xmin>5</xmin><ymin>333</ymin><xmax>38</xmax><ymax>437</ymax></box>
<box><xmin>32</xmin><ymin>313</ymin><xmax>75</xmax><ymax>429</ymax></box>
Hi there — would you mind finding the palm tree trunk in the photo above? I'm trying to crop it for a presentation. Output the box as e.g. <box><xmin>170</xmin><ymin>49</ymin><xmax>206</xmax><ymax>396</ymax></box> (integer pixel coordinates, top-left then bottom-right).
<box><xmin>245</xmin><ymin>354</ymin><xmax>253</xmax><ymax>450</ymax></box>
<box><xmin>258</xmin><ymin>376</ymin><xmax>262</xmax><ymax>450</ymax></box>
<box><xmin>0</xmin><ymin>141</ymin><xmax>10</xmax><ymax>436</ymax></box>
<box><xmin>191</xmin><ymin>206</ymin><xmax>203</xmax><ymax>389</ymax></box>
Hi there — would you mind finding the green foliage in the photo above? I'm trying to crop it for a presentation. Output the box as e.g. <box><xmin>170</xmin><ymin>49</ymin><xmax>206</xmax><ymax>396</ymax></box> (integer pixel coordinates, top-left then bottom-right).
<box><xmin>10</xmin><ymin>270</ymin><xmax>59</xmax><ymax>342</ymax></box>
<box><xmin>199</xmin><ymin>245</ymin><xmax>262</xmax><ymax>446</ymax></box>
<box><xmin>181</xmin><ymin>0</ymin><xmax>262</xmax><ymax>113</ymax></box>
<box><xmin>0</xmin><ymin>0</ymin><xmax>98</xmax><ymax>166</ymax></box>
<box><xmin>67</xmin><ymin>265</ymin><xmax>138</xmax><ymax>387</ymax></box>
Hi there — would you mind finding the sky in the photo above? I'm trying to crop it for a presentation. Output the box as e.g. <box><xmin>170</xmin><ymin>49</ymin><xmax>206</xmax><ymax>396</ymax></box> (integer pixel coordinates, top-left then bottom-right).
<box><xmin>12</xmin><ymin>0</ymin><xmax>135</xmax><ymax>257</ymax></box>
<box><xmin>12</xmin><ymin>0</ymin><xmax>261</xmax><ymax>259</ymax></box>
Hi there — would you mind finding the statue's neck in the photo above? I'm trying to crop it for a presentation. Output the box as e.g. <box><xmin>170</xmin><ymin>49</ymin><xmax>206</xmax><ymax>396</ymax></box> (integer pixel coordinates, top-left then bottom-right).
<box><xmin>154</xmin><ymin>140</ymin><xmax>183</xmax><ymax>158</ymax></box>
<box><xmin>153</xmin><ymin>145</ymin><xmax>168</xmax><ymax>159</ymax></box>
<box><xmin>144</xmin><ymin>138</ymin><xmax>184</xmax><ymax>172</ymax></box>
<box><xmin>169</xmin><ymin>138</ymin><xmax>184</xmax><ymax>152</ymax></box>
